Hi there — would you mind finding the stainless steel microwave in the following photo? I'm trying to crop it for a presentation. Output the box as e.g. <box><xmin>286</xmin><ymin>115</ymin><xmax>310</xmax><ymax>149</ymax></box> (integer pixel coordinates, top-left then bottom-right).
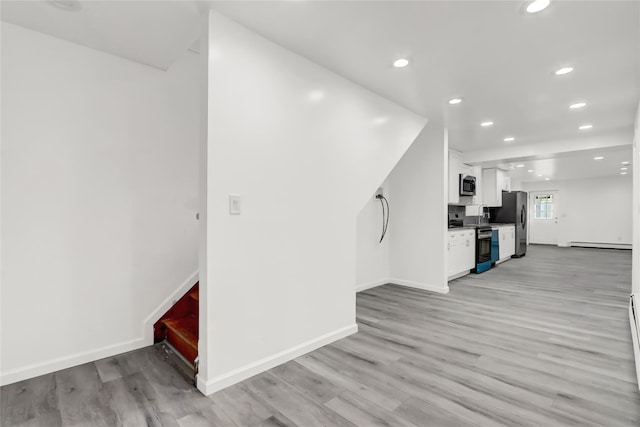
<box><xmin>459</xmin><ymin>174</ymin><xmax>476</xmax><ymax>196</ymax></box>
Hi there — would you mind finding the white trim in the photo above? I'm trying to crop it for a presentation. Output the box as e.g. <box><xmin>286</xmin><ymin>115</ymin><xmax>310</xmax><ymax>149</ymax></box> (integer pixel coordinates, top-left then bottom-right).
<box><xmin>356</xmin><ymin>278</ymin><xmax>391</xmax><ymax>293</ymax></box>
<box><xmin>143</xmin><ymin>271</ymin><xmax>199</xmax><ymax>342</ymax></box>
<box><xmin>0</xmin><ymin>338</ymin><xmax>146</xmax><ymax>386</ymax></box>
<box><xmin>197</xmin><ymin>323</ymin><xmax>358</xmax><ymax>395</ymax></box>
<box><xmin>628</xmin><ymin>295</ymin><xmax>640</xmax><ymax>391</ymax></box>
<box><xmin>569</xmin><ymin>242</ymin><xmax>632</xmax><ymax>250</ymax></box>
<box><xmin>447</xmin><ymin>270</ymin><xmax>471</xmax><ymax>281</ymax></box>
<box><xmin>388</xmin><ymin>278</ymin><xmax>450</xmax><ymax>294</ymax></box>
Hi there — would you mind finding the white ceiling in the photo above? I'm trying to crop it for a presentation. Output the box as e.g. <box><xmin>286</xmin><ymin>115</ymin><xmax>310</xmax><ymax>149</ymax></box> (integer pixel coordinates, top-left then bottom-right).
<box><xmin>0</xmin><ymin>1</ymin><xmax>201</xmax><ymax>70</ymax></box>
<box><xmin>1</xmin><ymin>1</ymin><xmax>638</xmax><ymax>180</ymax></box>
<box><xmin>484</xmin><ymin>145</ymin><xmax>633</xmax><ymax>183</ymax></box>
<box><xmin>208</xmin><ymin>0</ymin><xmax>639</xmax><ymax>154</ymax></box>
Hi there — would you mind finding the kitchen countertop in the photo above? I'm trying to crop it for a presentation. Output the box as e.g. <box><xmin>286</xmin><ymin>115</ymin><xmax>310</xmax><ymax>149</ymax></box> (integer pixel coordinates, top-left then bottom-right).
<box><xmin>489</xmin><ymin>223</ymin><xmax>516</xmax><ymax>227</ymax></box>
<box><xmin>448</xmin><ymin>223</ymin><xmax>515</xmax><ymax>231</ymax></box>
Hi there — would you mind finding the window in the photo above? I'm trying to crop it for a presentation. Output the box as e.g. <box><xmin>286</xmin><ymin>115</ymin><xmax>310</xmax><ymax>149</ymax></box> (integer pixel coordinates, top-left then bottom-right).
<box><xmin>534</xmin><ymin>194</ymin><xmax>554</xmax><ymax>220</ymax></box>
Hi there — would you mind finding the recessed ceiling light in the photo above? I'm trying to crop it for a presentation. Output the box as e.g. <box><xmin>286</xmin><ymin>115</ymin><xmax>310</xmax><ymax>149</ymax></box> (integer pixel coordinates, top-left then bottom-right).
<box><xmin>570</xmin><ymin>102</ymin><xmax>587</xmax><ymax>109</ymax></box>
<box><xmin>393</xmin><ymin>58</ymin><xmax>409</xmax><ymax>68</ymax></box>
<box><xmin>537</xmin><ymin>174</ymin><xmax>543</xmax><ymax>177</ymax></box>
<box><xmin>621</xmin><ymin>167</ymin><xmax>628</xmax><ymax>171</ymax></box>
<box><xmin>545</xmin><ymin>177</ymin><xmax>550</xmax><ymax>181</ymax></box>
<box><xmin>516</xmin><ymin>164</ymin><xmax>525</xmax><ymax>168</ymax></box>
<box><xmin>594</xmin><ymin>156</ymin><xmax>604</xmax><ymax>160</ymax></box>
<box><xmin>555</xmin><ymin>67</ymin><xmax>574</xmax><ymax>75</ymax></box>
<box><xmin>48</xmin><ymin>0</ymin><xmax>81</xmax><ymax>10</ymax></box>
<box><xmin>528</xmin><ymin>169</ymin><xmax>533</xmax><ymax>173</ymax></box>
<box><xmin>481</xmin><ymin>121</ymin><xmax>494</xmax><ymax>127</ymax></box>
<box><xmin>622</xmin><ymin>161</ymin><xmax>631</xmax><ymax>165</ymax></box>
<box><xmin>448</xmin><ymin>98</ymin><xmax>463</xmax><ymax>105</ymax></box>
<box><xmin>526</xmin><ymin>0</ymin><xmax>551</xmax><ymax>13</ymax></box>
<box><xmin>504</xmin><ymin>137</ymin><xmax>515</xmax><ymax>142</ymax></box>
<box><xmin>579</xmin><ymin>124</ymin><xmax>593</xmax><ymax>130</ymax></box>
<box><xmin>621</xmin><ymin>172</ymin><xmax>628</xmax><ymax>175</ymax></box>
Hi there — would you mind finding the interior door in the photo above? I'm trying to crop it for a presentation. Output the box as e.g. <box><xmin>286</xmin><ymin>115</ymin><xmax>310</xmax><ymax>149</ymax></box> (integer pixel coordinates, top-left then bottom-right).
<box><xmin>528</xmin><ymin>191</ymin><xmax>558</xmax><ymax>245</ymax></box>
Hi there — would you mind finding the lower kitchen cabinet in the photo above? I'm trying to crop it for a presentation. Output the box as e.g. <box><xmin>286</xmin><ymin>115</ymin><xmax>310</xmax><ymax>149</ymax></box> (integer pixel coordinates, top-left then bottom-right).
<box><xmin>447</xmin><ymin>229</ymin><xmax>476</xmax><ymax>280</ymax></box>
<box><xmin>497</xmin><ymin>225</ymin><xmax>516</xmax><ymax>261</ymax></box>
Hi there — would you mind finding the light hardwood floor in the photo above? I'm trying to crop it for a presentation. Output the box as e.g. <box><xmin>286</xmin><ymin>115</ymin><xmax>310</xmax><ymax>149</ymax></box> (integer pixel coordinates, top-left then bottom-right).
<box><xmin>2</xmin><ymin>245</ymin><xmax>639</xmax><ymax>426</ymax></box>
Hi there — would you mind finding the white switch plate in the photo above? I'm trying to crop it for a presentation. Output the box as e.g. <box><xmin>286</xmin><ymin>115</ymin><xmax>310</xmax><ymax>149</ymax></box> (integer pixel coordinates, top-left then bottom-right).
<box><xmin>229</xmin><ymin>195</ymin><xmax>241</xmax><ymax>215</ymax></box>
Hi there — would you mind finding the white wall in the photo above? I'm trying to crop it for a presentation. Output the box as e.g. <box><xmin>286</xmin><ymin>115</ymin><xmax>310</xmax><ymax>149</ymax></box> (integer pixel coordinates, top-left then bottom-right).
<box><xmin>387</xmin><ymin>124</ymin><xmax>449</xmax><ymax>293</ymax></box>
<box><xmin>356</xmin><ymin>180</ymin><xmax>391</xmax><ymax>292</ymax></box>
<box><xmin>1</xmin><ymin>23</ymin><xmax>200</xmax><ymax>384</ymax></box>
<box><xmin>199</xmin><ymin>10</ymin><xmax>427</xmax><ymax>394</ymax></box>
<box><xmin>633</xmin><ymin>99</ymin><xmax>640</xmax><ymax>295</ymax></box>
<box><xmin>523</xmin><ymin>175</ymin><xmax>632</xmax><ymax>247</ymax></box>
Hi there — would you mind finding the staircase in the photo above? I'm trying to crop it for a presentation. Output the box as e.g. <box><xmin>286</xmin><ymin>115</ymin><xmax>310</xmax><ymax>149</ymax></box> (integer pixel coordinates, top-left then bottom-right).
<box><xmin>154</xmin><ymin>283</ymin><xmax>199</xmax><ymax>374</ymax></box>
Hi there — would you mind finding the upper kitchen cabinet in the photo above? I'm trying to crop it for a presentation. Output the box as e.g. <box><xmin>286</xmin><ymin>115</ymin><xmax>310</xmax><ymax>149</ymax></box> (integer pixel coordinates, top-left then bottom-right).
<box><xmin>465</xmin><ymin>165</ymin><xmax>483</xmax><ymax>215</ymax></box>
<box><xmin>448</xmin><ymin>151</ymin><xmax>478</xmax><ymax>205</ymax></box>
<box><xmin>482</xmin><ymin>168</ymin><xmax>510</xmax><ymax>207</ymax></box>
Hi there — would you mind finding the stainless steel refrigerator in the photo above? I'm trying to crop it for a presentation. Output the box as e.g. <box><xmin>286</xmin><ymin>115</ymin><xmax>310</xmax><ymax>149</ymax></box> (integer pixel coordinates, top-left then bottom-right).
<box><xmin>489</xmin><ymin>191</ymin><xmax>527</xmax><ymax>257</ymax></box>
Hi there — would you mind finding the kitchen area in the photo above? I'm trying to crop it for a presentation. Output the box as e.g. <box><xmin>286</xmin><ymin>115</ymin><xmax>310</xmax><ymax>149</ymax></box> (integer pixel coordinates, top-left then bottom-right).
<box><xmin>448</xmin><ymin>150</ymin><xmax>528</xmax><ymax>281</ymax></box>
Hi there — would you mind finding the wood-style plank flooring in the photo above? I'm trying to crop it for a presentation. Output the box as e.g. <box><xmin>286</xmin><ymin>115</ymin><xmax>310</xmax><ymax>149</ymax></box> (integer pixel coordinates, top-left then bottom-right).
<box><xmin>2</xmin><ymin>245</ymin><xmax>639</xmax><ymax>426</ymax></box>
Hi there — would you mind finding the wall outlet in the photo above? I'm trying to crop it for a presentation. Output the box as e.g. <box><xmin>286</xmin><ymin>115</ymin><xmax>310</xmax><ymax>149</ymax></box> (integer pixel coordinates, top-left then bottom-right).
<box><xmin>375</xmin><ymin>187</ymin><xmax>384</xmax><ymax>198</ymax></box>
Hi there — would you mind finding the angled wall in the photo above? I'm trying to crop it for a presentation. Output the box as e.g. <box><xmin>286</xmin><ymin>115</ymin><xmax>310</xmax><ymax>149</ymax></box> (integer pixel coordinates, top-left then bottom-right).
<box><xmin>387</xmin><ymin>124</ymin><xmax>449</xmax><ymax>293</ymax></box>
<box><xmin>199</xmin><ymin>10</ymin><xmax>427</xmax><ymax>394</ymax></box>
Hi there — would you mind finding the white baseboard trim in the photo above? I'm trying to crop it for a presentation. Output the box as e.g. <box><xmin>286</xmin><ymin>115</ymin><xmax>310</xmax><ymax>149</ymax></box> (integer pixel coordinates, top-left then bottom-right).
<box><xmin>356</xmin><ymin>278</ymin><xmax>391</xmax><ymax>293</ymax></box>
<box><xmin>197</xmin><ymin>323</ymin><xmax>358</xmax><ymax>395</ymax></box>
<box><xmin>388</xmin><ymin>278</ymin><xmax>449</xmax><ymax>294</ymax></box>
<box><xmin>447</xmin><ymin>270</ymin><xmax>470</xmax><ymax>281</ymax></box>
<box><xmin>0</xmin><ymin>338</ymin><xmax>147</xmax><ymax>386</ymax></box>
<box><xmin>629</xmin><ymin>295</ymin><xmax>640</xmax><ymax>391</ymax></box>
<box><xmin>570</xmin><ymin>242</ymin><xmax>631</xmax><ymax>250</ymax></box>
<box><xmin>143</xmin><ymin>270</ymin><xmax>199</xmax><ymax>342</ymax></box>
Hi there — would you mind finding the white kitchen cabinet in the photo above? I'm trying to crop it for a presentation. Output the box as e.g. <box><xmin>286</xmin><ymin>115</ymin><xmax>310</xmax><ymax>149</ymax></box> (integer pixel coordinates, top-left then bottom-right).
<box><xmin>449</xmin><ymin>150</ymin><xmax>477</xmax><ymax>206</ymax></box>
<box><xmin>482</xmin><ymin>168</ymin><xmax>511</xmax><ymax>207</ymax></box>
<box><xmin>447</xmin><ymin>229</ymin><xmax>476</xmax><ymax>280</ymax></box>
<box><xmin>497</xmin><ymin>225</ymin><xmax>516</xmax><ymax>261</ymax></box>
<box><xmin>465</xmin><ymin>165</ymin><xmax>484</xmax><ymax>215</ymax></box>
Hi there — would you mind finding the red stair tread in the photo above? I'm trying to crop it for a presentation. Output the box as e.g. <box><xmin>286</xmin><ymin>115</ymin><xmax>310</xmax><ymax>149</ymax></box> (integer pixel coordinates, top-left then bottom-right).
<box><xmin>189</xmin><ymin>291</ymin><xmax>199</xmax><ymax>301</ymax></box>
<box><xmin>162</xmin><ymin>316</ymin><xmax>198</xmax><ymax>364</ymax></box>
<box><xmin>163</xmin><ymin>317</ymin><xmax>198</xmax><ymax>347</ymax></box>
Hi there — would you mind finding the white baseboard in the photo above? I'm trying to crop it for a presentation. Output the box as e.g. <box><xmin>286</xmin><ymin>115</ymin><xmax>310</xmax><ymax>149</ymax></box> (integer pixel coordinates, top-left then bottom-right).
<box><xmin>447</xmin><ymin>270</ymin><xmax>470</xmax><ymax>281</ymax></box>
<box><xmin>197</xmin><ymin>323</ymin><xmax>358</xmax><ymax>395</ymax></box>
<box><xmin>570</xmin><ymin>242</ymin><xmax>631</xmax><ymax>250</ymax></box>
<box><xmin>0</xmin><ymin>338</ymin><xmax>146</xmax><ymax>386</ymax></box>
<box><xmin>356</xmin><ymin>278</ymin><xmax>391</xmax><ymax>293</ymax></box>
<box><xmin>143</xmin><ymin>270</ymin><xmax>199</xmax><ymax>342</ymax></box>
<box><xmin>629</xmin><ymin>295</ymin><xmax>640</xmax><ymax>391</ymax></box>
<box><xmin>388</xmin><ymin>278</ymin><xmax>449</xmax><ymax>294</ymax></box>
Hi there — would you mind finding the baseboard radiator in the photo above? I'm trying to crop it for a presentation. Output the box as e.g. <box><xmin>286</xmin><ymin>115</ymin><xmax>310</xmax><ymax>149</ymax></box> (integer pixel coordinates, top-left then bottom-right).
<box><xmin>570</xmin><ymin>241</ymin><xmax>631</xmax><ymax>250</ymax></box>
<box><xmin>630</xmin><ymin>294</ymin><xmax>640</xmax><ymax>390</ymax></box>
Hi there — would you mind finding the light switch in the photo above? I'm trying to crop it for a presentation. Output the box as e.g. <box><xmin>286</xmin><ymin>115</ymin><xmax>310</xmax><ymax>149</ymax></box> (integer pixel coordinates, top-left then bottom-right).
<box><xmin>229</xmin><ymin>195</ymin><xmax>241</xmax><ymax>215</ymax></box>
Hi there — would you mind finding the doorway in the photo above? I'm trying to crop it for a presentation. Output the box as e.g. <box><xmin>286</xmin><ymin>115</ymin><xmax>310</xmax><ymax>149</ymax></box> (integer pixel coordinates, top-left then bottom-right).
<box><xmin>529</xmin><ymin>191</ymin><xmax>559</xmax><ymax>245</ymax></box>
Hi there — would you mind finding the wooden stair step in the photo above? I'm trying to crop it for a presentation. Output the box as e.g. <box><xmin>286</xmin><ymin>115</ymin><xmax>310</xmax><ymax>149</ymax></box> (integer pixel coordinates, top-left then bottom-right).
<box><xmin>162</xmin><ymin>316</ymin><xmax>198</xmax><ymax>364</ymax></box>
<box><xmin>189</xmin><ymin>291</ymin><xmax>199</xmax><ymax>301</ymax></box>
